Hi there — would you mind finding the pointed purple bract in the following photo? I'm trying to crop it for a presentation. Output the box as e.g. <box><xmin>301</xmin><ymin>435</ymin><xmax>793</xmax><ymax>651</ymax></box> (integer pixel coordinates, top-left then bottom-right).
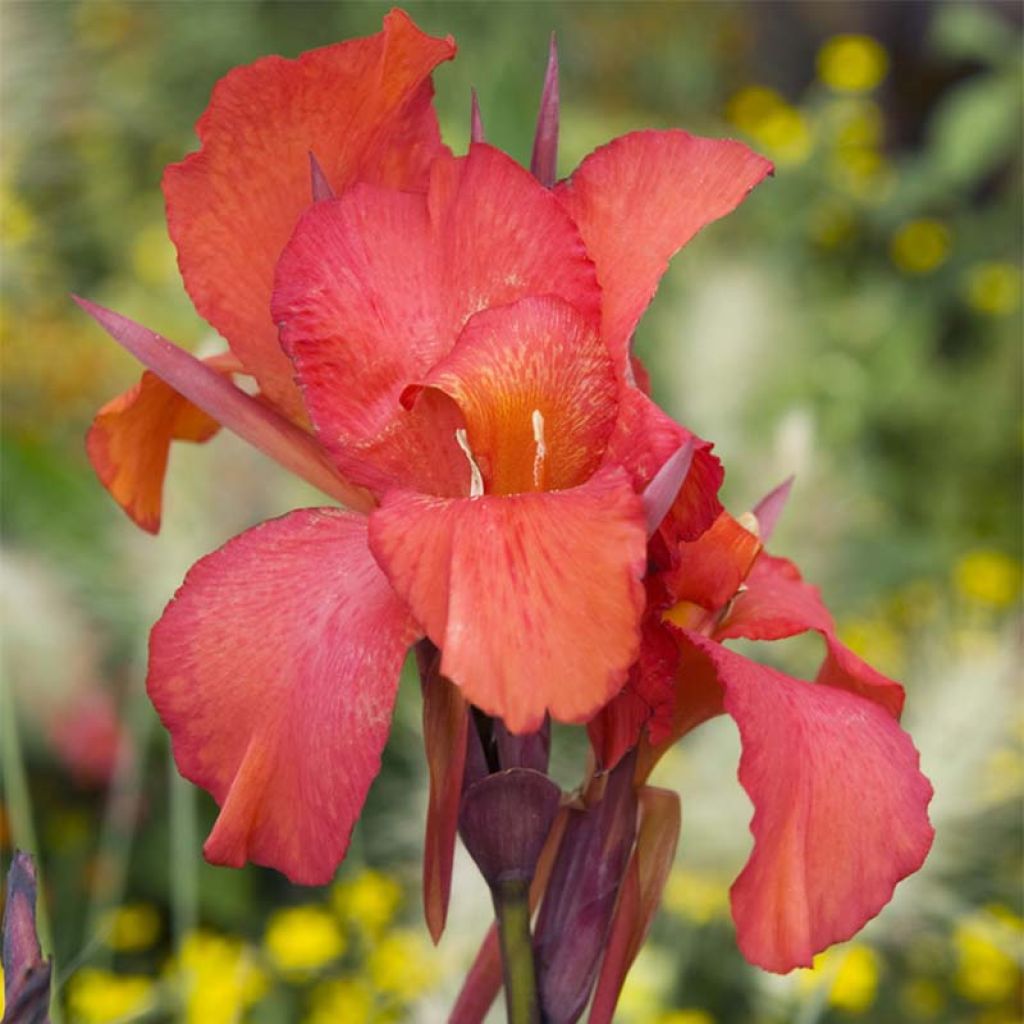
<box><xmin>752</xmin><ymin>475</ymin><xmax>794</xmax><ymax>542</ymax></box>
<box><xmin>3</xmin><ymin>851</ymin><xmax>52</xmax><ymax>1024</ymax></box>
<box><xmin>642</xmin><ymin>440</ymin><xmax>695</xmax><ymax>536</ymax></box>
<box><xmin>72</xmin><ymin>297</ymin><xmax>373</xmax><ymax>512</ymax></box>
<box><xmin>308</xmin><ymin>151</ymin><xmax>335</xmax><ymax>202</ymax></box>
<box><xmin>530</xmin><ymin>33</ymin><xmax>560</xmax><ymax>186</ymax></box>
<box><xmin>534</xmin><ymin>752</ymin><xmax>639</xmax><ymax>1023</ymax></box>
<box><xmin>470</xmin><ymin>88</ymin><xmax>486</xmax><ymax>143</ymax></box>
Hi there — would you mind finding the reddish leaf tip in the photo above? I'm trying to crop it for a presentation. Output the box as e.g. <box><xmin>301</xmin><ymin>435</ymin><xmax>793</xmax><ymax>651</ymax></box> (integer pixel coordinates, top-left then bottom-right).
<box><xmin>530</xmin><ymin>32</ymin><xmax>560</xmax><ymax>186</ymax></box>
<box><xmin>308</xmin><ymin>151</ymin><xmax>335</xmax><ymax>202</ymax></box>
<box><xmin>470</xmin><ymin>88</ymin><xmax>485</xmax><ymax>143</ymax></box>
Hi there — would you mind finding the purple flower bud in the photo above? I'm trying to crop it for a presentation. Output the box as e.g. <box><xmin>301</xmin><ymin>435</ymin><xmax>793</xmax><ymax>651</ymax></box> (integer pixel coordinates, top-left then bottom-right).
<box><xmin>459</xmin><ymin>768</ymin><xmax>562</xmax><ymax>888</ymax></box>
<box><xmin>3</xmin><ymin>851</ymin><xmax>52</xmax><ymax>1024</ymax></box>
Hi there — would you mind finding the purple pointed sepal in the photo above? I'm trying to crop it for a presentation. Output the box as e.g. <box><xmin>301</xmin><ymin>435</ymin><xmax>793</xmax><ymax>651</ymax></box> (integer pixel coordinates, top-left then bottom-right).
<box><xmin>533</xmin><ymin>751</ymin><xmax>639</xmax><ymax>1023</ymax></box>
<box><xmin>459</xmin><ymin>768</ymin><xmax>562</xmax><ymax>889</ymax></box>
<box><xmin>2</xmin><ymin>851</ymin><xmax>52</xmax><ymax>1024</ymax></box>
<box><xmin>530</xmin><ymin>34</ymin><xmax>560</xmax><ymax>186</ymax></box>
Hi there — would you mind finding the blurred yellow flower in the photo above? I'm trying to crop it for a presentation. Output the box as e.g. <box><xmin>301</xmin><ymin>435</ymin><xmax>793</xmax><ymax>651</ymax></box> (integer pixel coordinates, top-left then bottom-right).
<box><xmin>0</xmin><ymin>963</ymin><xmax>5</xmax><ymax>1017</ymax></box>
<box><xmin>656</xmin><ymin>1011</ymin><xmax>715</xmax><ymax>1024</ymax></box>
<box><xmin>67</xmin><ymin>967</ymin><xmax>156</xmax><ymax>1024</ymax></box>
<box><xmin>662</xmin><ymin>868</ymin><xmax>729</xmax><ymax>924</ymax></box>
<box><xmin>954</xmin><ymin>908</ymin><xmax>1022</xmax><ymax>1004</ymax></box>
<box><xmin>99</xmin><ymin>903</ymin><xmax>161</xmax><ymax>953</ymax></box>
<box><xmin>726</xmin><ymin>85</ymin><xmax>812</xmax><ymax>165</ymax></box>
<box><xmin>332</xmin><ymin>868</ymin><xmax>403</xmax><ymax>937</ymax></box>
<box><xmin>833</xmin><ymin>99</ymin><xmax>885</xmax><ymax>149</ymax></box>
<box><xmin>838</xmin><ymin>616</ymin><xmax>905</xmax><ymax>678</ymax></box>
<box><xmin>175</xmin><ymin>930</ymin><xmax>267</xmax><ymax>1024</ymax></box>
<box><xmin>306</xmin><ymin>978</ymin><xmax>375</xmax><ymax>1024</ymax></box>
<box><xmin>954</xmin><ymin>549</ymin><xmax>1021</xmax><ymax>608</ymax></box>
<box><xmin>131</xmin><ymin>222</ymin><xmax>179</xmax><ymax>287</ymax></box>
<box><xmin>367</xmin><ymin>929</ymin><xmax>436</xmax><ymax>1001</ymax></box>
<box><xmin>265</xmin><ymin>905</ymin><xmax>345</xmax><ymax>976</ymax></box>
<box><xmin>0</xmin><ymin>182</ymin><xmax>36</xmax><ymax>248</ymax></box>
<box><xmin>890</xmin><ymin>219</ymin><xmax>952</xmax><ymax>275</ymax></box>
<box><xmin>964</xmin><ymin>262</ymin><xmax>1022</xmax><ymax>317</ymax></box>
<box><xmin>817</xmin><ymin>35</ymin><xmax>889</xmax><ymax>93</ymax></box>
<box><xmin>797</xmin><ymin>944</ymin><xmax>881</xmax><ymax>1014</ymax></box>
<box><xmin>900</xmin><ymin>978</ymin><xmax>945</xmax><ymax>1018</ymax></box>
<box><xmin>727</xmin><ymin>85</ymin><xmax>785</xmax><ymax>135</ymax></box>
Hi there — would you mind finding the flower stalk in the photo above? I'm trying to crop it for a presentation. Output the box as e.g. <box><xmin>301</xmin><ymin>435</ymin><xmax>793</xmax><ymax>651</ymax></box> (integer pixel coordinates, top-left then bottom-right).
<box><xmin>493</xmin><ymin>878</ymin><xmax>541</xmax><ymax>1024</ymax></box>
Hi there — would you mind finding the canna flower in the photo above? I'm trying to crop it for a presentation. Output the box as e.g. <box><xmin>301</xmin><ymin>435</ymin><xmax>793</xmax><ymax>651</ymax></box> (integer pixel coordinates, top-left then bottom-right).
<box><xmin>78</xmin><ymin>10</ymin><xmax>771</xmax><ymax>889</ymax></box>
<box><xmin>589</xmin><ymin>479</ymin><xmax>934</xmax><ymax>977</ymax></box>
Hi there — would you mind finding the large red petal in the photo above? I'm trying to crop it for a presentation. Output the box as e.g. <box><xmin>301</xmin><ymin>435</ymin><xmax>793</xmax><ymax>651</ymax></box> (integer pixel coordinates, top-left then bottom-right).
<box><xmin>149</xmin><ymin>509</ymin><xmax>418</xmax><ymax>884</ymax></box>
<box><xmin>368</xmin><ymin>469</ymin><xmax>647</xmax><ymax>732</ymax></box>
<box><xmin>163</xmin><ymin>11</ymin><xmax>455</xmax><ymax>414</ymax></box>
<box><xmin>718</xmin><ymin>553</ymin><xmax>905</xmax><ymax>718</ymax></box>
<box><xmin>602</xmin><ymin>387</ymin><xmax>723</xmax><ymax>548</ymax></box>
<box><xmin>410</xmin><ymin>296</ymin><xmax>617</xmax><ymax>494</ymax></box>
<box><xmin>679</xmin><ymin>633</ymin><xmax>933</xmax><ymax>973</ymax></box>
<box><xmin>555</xmin><ymin>129</ymin><xmax>772</xmax><ymax>367</ymax></box>
<box><xmin>274</xmin><ymin>143</ymin><xmax>601</xmax><ymax>495</ymax></box>
<box><xmin>87</xmin><ymin>353</ymin><xmax>239</xmax><ymax>533</ymax></box>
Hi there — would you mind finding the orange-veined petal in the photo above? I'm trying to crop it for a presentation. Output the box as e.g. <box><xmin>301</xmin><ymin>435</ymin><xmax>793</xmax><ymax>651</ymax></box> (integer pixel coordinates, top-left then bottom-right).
<box><xmin>678</xmin><ymin>632</ymin><xmax>933</xmax><ymax>972</ymax></box>
<box><xmin>274</xmin><ymin>143</ymin><xmax>600</xmax><ymax>496</ymax></box>
<box><xmin>149</xmin><ymin>509</ymin><xmax>418</xmax><ymax>884</ymax></box>
<box><xmin>163</xmin><ymin>10</ymin><xmax>455</xmax><ymax>414</ymax></box>
<box><xmin>87</xmin><ymin>353</ymin><xmax>240</xmax><ymax>533</ymax></box>
<box><xmin>555</xmin><ymin>129</ymin><xmax>773</xmax><ymax>368</ymax></box>
<box><xmin>408</xmin><ymin>296</ymin><xmax>617</xmax><ymax>495</ymax></box>
<box><xmin>368</xmin><ymin>468</ymin><xmax>646</xmax><ymax>732</ymax></box>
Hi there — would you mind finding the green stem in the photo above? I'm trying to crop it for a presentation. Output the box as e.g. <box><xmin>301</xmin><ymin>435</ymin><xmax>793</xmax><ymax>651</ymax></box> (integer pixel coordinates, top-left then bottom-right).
<box><xmin>493</xmin><ymin>879</ymin><xmax>541</xmax><ymax>1024</ymax></box>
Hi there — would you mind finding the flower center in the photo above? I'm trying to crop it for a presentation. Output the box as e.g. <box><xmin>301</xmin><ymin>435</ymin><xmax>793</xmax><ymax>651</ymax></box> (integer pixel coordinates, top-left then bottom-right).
<box><xmin>531</xmin><ymin>409</ymin><xmax>547</xmax><ymax>490</ymax></box>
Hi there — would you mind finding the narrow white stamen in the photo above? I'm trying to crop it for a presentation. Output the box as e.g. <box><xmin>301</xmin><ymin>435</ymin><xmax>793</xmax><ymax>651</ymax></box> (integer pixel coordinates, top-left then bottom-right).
<box><xmin>456</xmin><ymin>428</ymin><xmax>485</xmax><ymax>498</ymax></box>
<box><xmin>531</xmin><ymin>408</ymin><xmax>547</xmax><ymax>489</ymax></box>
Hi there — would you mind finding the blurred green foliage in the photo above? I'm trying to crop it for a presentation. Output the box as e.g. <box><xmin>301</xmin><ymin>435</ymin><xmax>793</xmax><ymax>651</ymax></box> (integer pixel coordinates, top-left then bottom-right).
<box><xmin>1</xmin><ymin>2</ymin><xmax>1021</xmax><ymax>1022</ymax></box>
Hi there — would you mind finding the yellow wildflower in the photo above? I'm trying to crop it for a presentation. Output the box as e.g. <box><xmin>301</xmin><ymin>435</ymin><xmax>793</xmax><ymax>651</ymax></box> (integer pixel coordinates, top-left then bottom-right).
<box><xmin>954</xmin><ymin>550</ymin><xmax>1021</xmax><ymax>608</ymax></box>
<box><xmin>954</xmin><ymin>906</ymin><xmax>1024</xmax><ymax>1005</ymax></box>
<box><xmin>726</xmin><ymin>86</ymin><xmax>812</xmax><ymax>166</ymax></box>
<box><xmin>367</xmin><ymin>929</ymin><xmax>436</xmax><ymax>1001</ymax></box>
<box><xmin>306</xmin><ymin>978</ymin><xmax>374</xmax><ymax>1024</ymax></box>
<box><xmin>838</xmin><ymin>616</ymin><xmax>905</xmax><ymax>678</ymax></box>
<box><xmin>657</xmin><ymin>1011</ymin><xmax>715</xmax><ymax>1024</ymax></box>
<box><xmin>265</xmin><ymin>905</ymin><xmax>345</xmax><ymax>976</ymax></box>
<box><xmin>818</xmin><ymin>35</ymin><xmax>889</xmax><ymax>93</ymax></box>
<box><xmin>332</xmin><ymin>868</ymin><xmax>403</xmax><ymax>936</ymax></box>
<box><xmin>99</xmin><ymin>903</ymin><xmax>161</xmax><ymax>953</ymax></box>
<box><xmin>796</xmin><ymin>944</ymin><xmax>880</xmax><ymax>1014</ymax></box>
<box><xmin>174</xmin><ymin>930</ymin><xmax>267</xmax><ymax>1024</ymax></box>
<box><xmin>900</xmin><ymin>978</ymin><xmax>945</xmax><ymax>1018</ymax></box>
<box><xmin>67</xmin><ymin>968</ymin><xmax>156</xmax><ymax>1024</ymax></box>
<box><xmin>964</xmin><ymin>262</ymin><xmax>1022</xmax><ymax>316</ymax></box>
<box><xmin>727</xmin><ymin>85</ymin><xmax>786</xmax><ymax>135</ymax></box>
<box><xmin>662</xmin><ymin>868</ymin><xmax>729</xmax><ymax>924</ymax></box>
<box><xmin>890</xmin><ymin>219</ymin><xmax>951</xmax><ymax>275</ymax></box>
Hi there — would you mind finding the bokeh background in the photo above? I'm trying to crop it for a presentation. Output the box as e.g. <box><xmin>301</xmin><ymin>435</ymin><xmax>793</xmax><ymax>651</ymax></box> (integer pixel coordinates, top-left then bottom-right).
<box><xmin>1</xmin><ymin>2</ymin><xmax>1021</xmax><ymax>1022</ymax></box>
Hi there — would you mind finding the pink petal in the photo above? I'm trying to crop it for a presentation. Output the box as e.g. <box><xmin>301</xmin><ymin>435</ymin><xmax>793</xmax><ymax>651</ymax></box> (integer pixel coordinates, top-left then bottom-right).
<box><xmin>602</xmin><ymin>387</ymin><xmax>724</xmax><ymax>546</ymax></box>
<box><xmin>556</xmin><ymin>130</ymin><xmax>773</xmax><ymax>367</ymax></box>
<box><xmin>163</xmin><ymin>11</ymin><xmax>455</xmax><ymax>415</ymax></box>
<box><xmin>718</xmin><ymin>553</ymin><xmax>905</xmax><ymax>718</ymax></box>
<box><xmin>149</xmin><ymin>509</ymin><xmax>418</xmax><ymax>884</ymax></box>
<box><xmin>274</xmin><ymin>143</ymin><xmax>600</xmax><ymax>495</ymax></box>
<box><xmin>679</xmin><ymin>633</ymin><xmax>933</xmax><ymax>972</ymax></box>
<box><xmin>408</xmin><ymin>295</ymin><xmax>618</xmax><ymax>495</ymax></box>
<box><xmin>368</xmin><ymin>469</ymin><xmax>647</xmax><ymax>732</ymax></box>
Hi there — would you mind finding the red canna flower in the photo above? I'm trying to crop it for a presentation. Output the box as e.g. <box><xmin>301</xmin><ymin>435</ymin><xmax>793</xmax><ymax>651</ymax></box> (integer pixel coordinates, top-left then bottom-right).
<box><xmin>78</xmin><ymin>10</ymin><xmax>771</xmax><ymax>891</ymax></box>
<box><xmin>589</xmin><ymin>480</ymin><xmax>934</xmax><ymax>978</ymax></box>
